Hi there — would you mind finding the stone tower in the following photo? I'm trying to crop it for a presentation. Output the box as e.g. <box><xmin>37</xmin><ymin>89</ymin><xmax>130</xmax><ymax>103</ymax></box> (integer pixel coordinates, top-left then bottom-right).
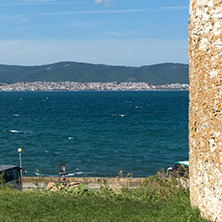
<box><xmin>189</xmin><ymin>0</ymin><xmax>222</xmax><ymax>221</ymax></box>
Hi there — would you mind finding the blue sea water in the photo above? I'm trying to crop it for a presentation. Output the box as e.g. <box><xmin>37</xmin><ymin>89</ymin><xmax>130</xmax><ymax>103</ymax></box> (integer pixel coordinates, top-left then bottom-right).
<box><xmin>0</xmin><ymin>91</ymin><xmax>189</xmax><ymax>177</ymax></box>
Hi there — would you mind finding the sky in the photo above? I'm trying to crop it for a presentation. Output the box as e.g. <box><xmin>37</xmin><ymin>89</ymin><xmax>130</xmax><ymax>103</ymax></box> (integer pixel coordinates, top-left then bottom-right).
<box><xmin>0</xmin><ymin>0</ymin><xmax>189</xmax><ymax>67</ymax></box>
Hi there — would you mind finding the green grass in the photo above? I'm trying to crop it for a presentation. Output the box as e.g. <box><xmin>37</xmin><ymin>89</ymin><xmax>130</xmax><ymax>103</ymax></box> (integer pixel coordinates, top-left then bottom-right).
<box><xmin>0</xmin><ymin>174</ymin><xmax>210</xmax><ymax>222</ymax></box>
<box><xmin>0</xmin><ymin>190</ymin><xmax>209</xmax><ymax>222</ymax></box>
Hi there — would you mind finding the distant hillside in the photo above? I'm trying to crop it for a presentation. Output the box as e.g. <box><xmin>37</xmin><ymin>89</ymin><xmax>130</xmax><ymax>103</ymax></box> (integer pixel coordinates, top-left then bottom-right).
<box><xmin>0</xmin><ymin>62</ymin><xmax>189</xmax><ymax>85</ymax></box>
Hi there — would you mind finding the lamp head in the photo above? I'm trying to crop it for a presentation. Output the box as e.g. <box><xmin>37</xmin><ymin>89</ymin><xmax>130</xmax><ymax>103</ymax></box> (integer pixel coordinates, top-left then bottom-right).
<box><xmin>59</xmin><ymin>164</ymin><xmax>66</xmax><ymax>175</ymax></box>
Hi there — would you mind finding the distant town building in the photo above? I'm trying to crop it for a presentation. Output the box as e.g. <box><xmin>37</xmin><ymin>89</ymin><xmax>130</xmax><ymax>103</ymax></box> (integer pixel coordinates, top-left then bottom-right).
<box><xmin>0</xmin><ymin>81</ymin><xmax>188</xmax><ymax>92</ymax></box>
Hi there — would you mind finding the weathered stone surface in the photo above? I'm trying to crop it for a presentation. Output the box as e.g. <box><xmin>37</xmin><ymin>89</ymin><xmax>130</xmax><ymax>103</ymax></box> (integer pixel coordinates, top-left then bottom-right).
<box><xmin>189</xmin><ymin>1</ymin><xmax>222</xmax><ymax>221</ymax></box>
<box><xmin>46</xmin><ymin>181</ymin><xmax>80</xmax><ymax>192</ymax></box>
<box><xmin>47</xmin><ymin>182</ymin><xmax>58</xmax><ymax>191</ymax></box>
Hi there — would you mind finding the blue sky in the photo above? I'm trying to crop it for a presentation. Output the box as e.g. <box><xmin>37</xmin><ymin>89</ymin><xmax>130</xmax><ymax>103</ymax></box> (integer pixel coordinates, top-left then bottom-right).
<box><xmin>0</xmin><ymin>0</ymin><xmax>189</xmax><ymax>66</ymax></box>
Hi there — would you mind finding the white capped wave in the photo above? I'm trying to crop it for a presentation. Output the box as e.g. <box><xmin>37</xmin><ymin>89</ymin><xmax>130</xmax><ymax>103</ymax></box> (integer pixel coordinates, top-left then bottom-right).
<box><xmin>111</xmin><ymin>114</ymin><xmax>126</xmax><ymax>117</ymax></box>
<box><xmin>68</xmin><ymin>137</ymin><xmax>74</xmax><ymax>140</ymax></box>
<box><xmin>9</xmin><ymin>130</ymin><xmax>20</xmax><ymax>133</ymax></box>
<box><xmin>66</xmin><ymin>172</ymin><xmax>87</xmax><ymax>176</ymax></box>
<box><xmin>9</xmin><ymin>129</ymin><xmax>32</xmax><ymax>134</ymax></box>
<box><xmin>13</xmin><ymin>114</ymin><xmax>20</xmax><ymax>116</ymax></box>
<box><xmin>66</xmin><ymin>173</ymin><xmax>75</xmax><ymax>176</ymax></box>
<box><xmin>34</xmin><ymin>172</ymin><xmax>44</xmax><ymax>176</ymax></box>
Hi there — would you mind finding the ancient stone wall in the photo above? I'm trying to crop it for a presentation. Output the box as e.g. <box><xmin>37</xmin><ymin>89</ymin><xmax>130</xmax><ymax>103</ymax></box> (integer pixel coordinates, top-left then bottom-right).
<box><xmin>189</xmin><ymin>0</ymin><xmax>222</xmax><ymax>221</ymax></box>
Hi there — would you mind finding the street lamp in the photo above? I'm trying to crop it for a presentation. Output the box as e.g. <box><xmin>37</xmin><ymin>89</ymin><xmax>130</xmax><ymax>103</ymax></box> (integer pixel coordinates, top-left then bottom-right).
<box><xmin>59</xmin><ymin>164</ymin><xmax>66</xmax><ymax>185</ymax></box>
<box><xmin>18</xmin><ymin>148</ymin><xmax>22</xmax><ymax>178</ymax></box>
<box><xmin>59</xmin><ymin>164</ymin><xmax>66</xmax><ymax>176</ymax></box>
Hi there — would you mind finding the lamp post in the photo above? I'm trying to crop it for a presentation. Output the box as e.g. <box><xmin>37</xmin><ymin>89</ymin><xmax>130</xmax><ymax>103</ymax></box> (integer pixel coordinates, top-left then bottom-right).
<box><xmin>18</xmin><ymin>148</ymin><xmax>22</xmax><ymax>178</ymax></box>
<box><xmin>59</xmin><ymin>164</ymin><xmax>66</xmax><ymax>185</ymax></box>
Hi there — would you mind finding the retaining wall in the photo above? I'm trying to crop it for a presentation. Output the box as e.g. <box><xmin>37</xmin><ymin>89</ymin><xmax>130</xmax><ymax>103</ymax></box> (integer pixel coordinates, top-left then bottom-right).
<box><xmin>22</xmin><ymin>177</ymin><xmax>146</xmax><ymax>190</ymax></box>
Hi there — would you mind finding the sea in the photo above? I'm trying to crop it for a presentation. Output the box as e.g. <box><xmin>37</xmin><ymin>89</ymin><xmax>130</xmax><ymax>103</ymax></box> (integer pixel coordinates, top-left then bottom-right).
<box><xmin>0</xmin><ymin>91</ymin><xmax>189</xmax><ymax>178</ymax></box>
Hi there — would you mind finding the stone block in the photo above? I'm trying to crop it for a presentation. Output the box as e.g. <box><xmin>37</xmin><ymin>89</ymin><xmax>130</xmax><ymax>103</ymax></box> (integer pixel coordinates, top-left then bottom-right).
<box><xmin>189</xmin><ymin>1</ymin><xmax>222</xmax><ymax>221</ymax></box>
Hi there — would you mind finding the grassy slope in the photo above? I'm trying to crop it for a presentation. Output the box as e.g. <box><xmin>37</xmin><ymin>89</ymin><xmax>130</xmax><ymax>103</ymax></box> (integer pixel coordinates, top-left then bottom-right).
<box><xmin>0</xmin><ymin>189</ymin><xmax>209</xmax><ymax>222</ymax></box>
<box><xmin>0</xmin><ymin>62</ymin><xmax>188</xmax><ymax>85</ymax></box>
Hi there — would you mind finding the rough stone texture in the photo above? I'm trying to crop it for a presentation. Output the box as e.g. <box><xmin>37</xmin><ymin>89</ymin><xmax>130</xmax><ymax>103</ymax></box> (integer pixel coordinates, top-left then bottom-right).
<box><xmin>189</xmin><ymin>1</ymin><xmax>222</xmax><ymax>221</ymax></box>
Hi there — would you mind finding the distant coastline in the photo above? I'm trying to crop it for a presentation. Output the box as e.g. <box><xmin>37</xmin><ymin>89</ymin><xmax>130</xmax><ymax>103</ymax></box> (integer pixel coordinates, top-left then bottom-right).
<box><xmin>0</xmin><ymin>62</ymin><xmax>188</xmax><ymax>85</ymax></box>
<box><xmin>0</xmin><ymin>81</ymin><xmax>188</xmax><ymax>92</ymax></box>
